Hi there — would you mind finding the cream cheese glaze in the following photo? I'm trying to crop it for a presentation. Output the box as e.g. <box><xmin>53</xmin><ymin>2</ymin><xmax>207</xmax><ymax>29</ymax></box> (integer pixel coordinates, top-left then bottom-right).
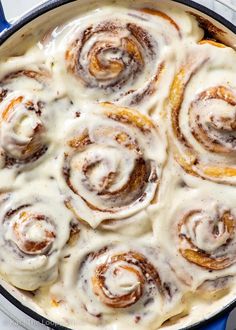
<box><xmin>0</xmin><ymin>0</ymin><xmax>235</xmax><ymax>329</ymax></box>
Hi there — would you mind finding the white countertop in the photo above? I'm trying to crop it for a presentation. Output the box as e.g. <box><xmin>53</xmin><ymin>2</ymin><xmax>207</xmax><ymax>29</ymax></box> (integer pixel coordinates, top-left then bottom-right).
<box><xmin>0</xmin><ymin>0</ymin><xmax>236</xmax><ymax>329</ymax></box>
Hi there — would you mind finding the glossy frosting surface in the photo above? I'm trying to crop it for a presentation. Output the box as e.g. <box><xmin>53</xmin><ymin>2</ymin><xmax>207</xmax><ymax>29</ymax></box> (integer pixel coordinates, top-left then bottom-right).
<box><xmin>0</xmin><ymin>0</ymin><xmax>236</xmax><ymax>329</ymax></box>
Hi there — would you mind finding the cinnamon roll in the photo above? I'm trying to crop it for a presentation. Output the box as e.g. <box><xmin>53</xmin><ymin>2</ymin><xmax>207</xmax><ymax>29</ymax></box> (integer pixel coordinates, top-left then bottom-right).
<box><xmin>50</xmin><ymin>237</ymin><xmax>185</xmax><ymax>329</ymax></box>
<box><xmin>60</xmin><ymin>103</ymin><xmax>166</xmax><ymax>228</ymax></box>
<box><xmin>0</xmin><ymin>181</ymin><xmax>72</xmax><ymax>290</ymax></box>
<box><xmin>178</xmin><ymin>208</ymin><xmax>236</xmax><ymax>271</ymax></box>
<box><xmin>168</xmin><ymin>43</ymin><xmax>236</xmax><ymax>184</ymax></box>
<box><xmin>154</xmin><ymin>186</ymin><xmax>236</xmax><ymax>291</ymax></box>
<box><xmin>62</xmin><ymin>5</ymin><xmax>190</xmax><ymax>110</ymax></box>
<box><xmin>0</xmin><ymin>2</ymin><xmax>235</xmax><ymax>330</ymax></box>
<box><xmin>176</xmin><ymin>204</ymin><xmax>236</xmax><ymax>297</ymax></box>
<box><xmin>0</xmin><ymin>70</ymin><xmax>50</xmax><ymax>168</ymax></box>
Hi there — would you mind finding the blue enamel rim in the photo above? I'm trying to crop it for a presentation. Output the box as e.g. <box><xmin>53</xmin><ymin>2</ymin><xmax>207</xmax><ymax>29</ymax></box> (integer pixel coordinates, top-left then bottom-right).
<box><xmin>0</xmin><ymin>1</ymin><xmax>235</xmax><ymax>329</ymax></box>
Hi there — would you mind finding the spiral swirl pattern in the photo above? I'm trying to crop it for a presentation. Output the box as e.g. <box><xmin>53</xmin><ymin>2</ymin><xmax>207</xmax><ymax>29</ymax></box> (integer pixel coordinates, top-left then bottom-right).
<box><xmin>53</xmin><ymin>240</ymin><xmax>185</xmax><ymax>328</ymax></box>
<box><xmin>154</xmin><ymin>188</ymin><xmax>236</xmax><ymax>291</ymax></box>
<box><xmin>179</xmin><ymin>209</ymin><xmax>236</xmax><ymax>270</ymax></box>
<box><xmin>0</xmin><ymin>181</ymin><xmax>71</xmax><ymax>291</ymax></box>
<box><xmin>64</xmin><ymin>7</ymin><xmax>183</xmax><ymax>108</ymax></box>
<box><xmin>61</xmin><ymin>103</ymin><xmax>166</xmax><ymax>227</ymax></box>
<box><xmin>92</xmin><ymin>250</ymin><xmax>160</xmax><ymax>309</ymax></box>
<box><xmin>7</xmin><ymin>206</ymin><xmax>56</xmax><ymax>255</ymax></box>
<box><xmin>169</xmin><ymin>43</ymin><xmax>236</xmax><ymax>184</ymax></box>
<box><xmin>0</xmin><ymin>70</ymin><xmax>50</xmax><ymax>168</ymax></box>
<box><xmin>0</xmin><ymin>2</ymin><xmax>235</xmax><ymax>330</ymax></box>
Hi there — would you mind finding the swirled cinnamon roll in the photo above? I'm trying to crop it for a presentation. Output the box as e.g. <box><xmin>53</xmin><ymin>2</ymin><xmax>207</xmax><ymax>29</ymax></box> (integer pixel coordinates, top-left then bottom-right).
<box><xmin>0</xmin><ymin>1</ymin><xmax>236</xmax><ymax>329</ymax></box>
<box><xmin>60</xmin><ymin>103</ymin><xmax>166</xmax><ymax>228</ymax></box>
<box><xmin>154</xmin><ymin>184</ymin><xmax>236</xmax><ymax>292</ymax></box>
<box><xmin>50</xmin><ymin>237</ymin><xmax>185</xmax><ymax>329</ymax></box>
<box><xmin>177</xmin><ymin>204</ymin><xmax>236</xmax><ymax>297</ymax></box>
<box><xmin>60</xmin><ymin>5</ymin><xmax>201</xmax><ymax>110</ymax></box>
<box><xmin>168</xmin><ymin>43</ymin><xmax>236</xmax><ymax>184</ymax></box>
<box><xmin>0</xmin><ymin>181</ymin><xmax>72</xmax><ymax>291</ymax></box>
<box><xmin>178</xmin><ymin>208</ymin><xmax>236</xmax><ymax>271</ymax></box>
<box><xmin>0</xmin><ymin>70</ymin><xmax>50</xmax><ymax>168</ymax></box>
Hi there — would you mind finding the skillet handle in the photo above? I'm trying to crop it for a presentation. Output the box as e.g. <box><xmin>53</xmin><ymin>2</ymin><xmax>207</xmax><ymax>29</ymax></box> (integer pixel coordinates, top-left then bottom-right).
<box><xmin>0</xmin><ymin>1</ymin><xmax>10</xmax><ymax>32</ymax></box>
<box><xmin>198</xmin><ymin>313</ymin><xmax>229</xmax><ymax>330</ymax></box>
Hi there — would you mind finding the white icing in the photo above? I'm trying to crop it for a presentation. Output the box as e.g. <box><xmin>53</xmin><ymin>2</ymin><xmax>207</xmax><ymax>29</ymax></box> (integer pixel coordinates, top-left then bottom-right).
<box><xmin>0</xmin><ymin>0</ymin><xmax>234</xmax><ymax>329</ymax></box>
<box><xmin>0</xmin><ymin>180</ymin><xmax>72</xmax><ymax>290</ymax></box>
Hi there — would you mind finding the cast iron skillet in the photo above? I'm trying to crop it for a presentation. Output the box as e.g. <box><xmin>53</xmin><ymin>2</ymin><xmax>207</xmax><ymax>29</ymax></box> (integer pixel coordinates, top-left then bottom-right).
<box><xmin>0</xmin><ymin>1</ymin><xmax>235</xmax><ymax>329</ymax></box>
